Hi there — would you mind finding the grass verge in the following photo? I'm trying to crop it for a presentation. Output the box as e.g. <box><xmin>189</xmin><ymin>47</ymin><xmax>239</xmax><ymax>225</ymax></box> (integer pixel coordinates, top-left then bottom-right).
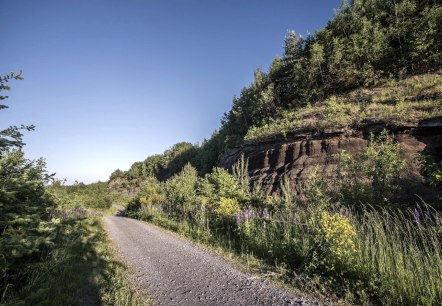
<box><xmin>125</xmin><ymin>209</ymin><xmax>337</xmax><ymax>305</ymax></box>
<box><xmin>126</xmin><ymin>203</ymin><xmax>442</xmax><ymax>305</ymax></box>
<box><xmin>3</xmin><ymin>215</ymin><xmax>147</xmax><ymax>306</ymax></box>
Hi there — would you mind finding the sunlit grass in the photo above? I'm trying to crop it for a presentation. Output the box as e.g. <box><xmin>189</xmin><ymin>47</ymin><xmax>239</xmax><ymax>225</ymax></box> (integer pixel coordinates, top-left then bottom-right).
<box><xmin>244</xmin><ymin>73</ymin><xmax>442</xmax><ymax>143</ymax></box>
<box><xmin>4</xmin><ymin>216</ymin><xmax>147</xmax><ymax>306</ymax></box>
<box><xmin>354</xmin><ymin>207</ymin><xmax>442</xmax><ymax>305</ymax></box>
<box><xmin>127</xmin><ymin>201</ymin><xmax>442</xmax><ymax>305</ymax></box>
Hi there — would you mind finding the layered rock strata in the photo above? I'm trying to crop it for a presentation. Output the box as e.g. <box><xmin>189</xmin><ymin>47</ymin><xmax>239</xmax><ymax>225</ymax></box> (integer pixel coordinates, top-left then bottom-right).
<box><xmin>220</xmin><ymin>119</ymin><xmax>442</xmax><ymax>202</ymax></box>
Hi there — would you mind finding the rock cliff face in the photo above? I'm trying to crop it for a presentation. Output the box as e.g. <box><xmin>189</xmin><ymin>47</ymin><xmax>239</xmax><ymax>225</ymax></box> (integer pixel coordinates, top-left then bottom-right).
<box><xmin>220</xmin><ymin>119</ymin><xmax>442</xmax><ymax>201</ymax></box>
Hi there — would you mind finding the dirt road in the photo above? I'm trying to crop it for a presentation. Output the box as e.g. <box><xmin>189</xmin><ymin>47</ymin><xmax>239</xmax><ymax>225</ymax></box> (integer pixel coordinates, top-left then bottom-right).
<box><xmin>104</xmin><ymin>216</ymin><xmax>319</xmax><ymax>306</ymax></box>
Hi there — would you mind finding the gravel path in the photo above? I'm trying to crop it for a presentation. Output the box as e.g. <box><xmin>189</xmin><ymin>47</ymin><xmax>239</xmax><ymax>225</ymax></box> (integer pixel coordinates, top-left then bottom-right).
<box><xmin>104</xmin><ymin>216</ymin><xmax>319</xmax><ymax>306</ymax></box>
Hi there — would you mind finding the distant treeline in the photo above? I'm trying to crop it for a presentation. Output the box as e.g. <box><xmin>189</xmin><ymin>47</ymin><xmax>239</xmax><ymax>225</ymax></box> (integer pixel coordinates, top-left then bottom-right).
<box><xmin>112</xmin><ymin>0</ymin><xmax>441</xmax><ymax>183</ymax></box>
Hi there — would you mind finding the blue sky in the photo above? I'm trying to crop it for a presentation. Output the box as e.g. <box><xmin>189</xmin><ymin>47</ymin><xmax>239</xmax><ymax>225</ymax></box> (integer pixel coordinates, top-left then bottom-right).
<box><xmin>1</xmin><ymin>0</ymin><xmax>342</xmax><ymax>183</ymax></box>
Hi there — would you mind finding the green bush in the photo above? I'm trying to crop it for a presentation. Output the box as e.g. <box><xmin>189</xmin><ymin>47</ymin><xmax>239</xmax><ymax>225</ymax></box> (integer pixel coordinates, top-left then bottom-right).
<box><xmin>417</xmin><ymin>153</ymin><xmax>442</xmax><ymax>189</ymax></box>
<box><xmin>336</xmin><ymin>130</ymin><xmax>405</xmax><ymax>206</ymax></box>
<box><xmin>47</xmin><ymin>180</ymin><xmax>114</xmax><ymax>210</ymax></box>
<box><xmin>214</xmin><ymin>197</ymin><xmax>240</xmax><ymax>218</ymax></box>
<box><xmin>0</xmin><ymin>151</ymin><xmax>56</xmax><ymax>302</ymax></box>
<box><xmin>308</xmin><ymin>211</ymin><xmax>357</xmax><ymax>275</ymax></box>
<box><xmin>163</xmin><ymin>163</ymin><xmax>199</xmax><ymax>217</ymax></box>
<box><xmin>138</xmin><ymin>177</ymin><xmax>165</xmax><ymax>208</ymax></box>
<box><xmin>206</xmin><ymin>167</ymin><xmax>242</xmax><ymax>202</ymax></box>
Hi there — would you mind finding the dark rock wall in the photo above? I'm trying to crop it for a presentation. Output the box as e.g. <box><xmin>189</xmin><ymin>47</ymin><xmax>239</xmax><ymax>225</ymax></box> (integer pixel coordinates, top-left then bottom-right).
<box><xmin>220</xmin><ymin>122</ymin><xmax>442</xmax><ymax>201</ymax></box>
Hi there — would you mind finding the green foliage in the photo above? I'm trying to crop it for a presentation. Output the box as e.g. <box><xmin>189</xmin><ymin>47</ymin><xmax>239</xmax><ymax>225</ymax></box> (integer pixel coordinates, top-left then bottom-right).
<box><xmin>206</xmin><ymin>167</ymin><xmax>241</xmax><ymax>202</ymax></box>
<box><xmin>354</xmin><ymin>205</ymin><xmax>442</xmax><ymax>305</ymax></box>
<box><xmin>305</xmin><ymin>168</ymin><xmax>333</xmax><ymax>209</ymax></box>
<box><xmin>5</xmin><ymin>216</ymin><xmax>145</xmax><ymax>305</ymax></box>
<box><xmin>159</xmin><ymin>142</ymin><xmax>199</xmax><ymax>179</ymax></box>
<box><xmin>232</xmin><ymin>154</ymin><xmax>250</xmax><ymax>198</ymax></box>
<box><xmin>192</xmin><ymin>131</ymin><xmax>228</xmax><ymax>175</ymax></box>
<box><xmin>244</xmin><ymin>73</ymin><xmax>442</xmax><ymax>143</ymax></box>
<box><xmin>2</xmin><ymin>164</ymin><xmax>141</xmax><ymax>304</ymax></box>
<box><xmin>308</xmin><ymin>211</ymin><xmax>357</xmax><ymax>275</ymax></box>
<box><xmin>325</xmin><ymin>95</ymin><xmax>352</xmax><ymax>124</ymax></box>
<box><xmin>0</xmin><ymin>151</ymin><xmax>56</xmax><ymax>300</ymax></box>
<box><xmin>222</xmin><ymin>0</ymin><xmax>442</xmax><ymax>146</ymax></box>
<box><xmin>0</xmin><ymin>73</ymin><xmax>58</xmax><ymax>302</ymax></box>
<box><xmin>163</xmin><ymin>163</ymin><xmax>199</xmax><ymax>217</ymax></box>
<box><xmin>138</xmin><ymin>177</ymin><xmax>165</xmax><ymax>208</ymax></box>
<box><xmin>47</xmin><ymin>180</ymin><xmax>114</xmax><ymax>210</ymax></box>
<box><xmin>214</xmin><ymin>197</ymin><xmax>240</xmax><ymax>218</ymax></box>
<box><xmin>0</xmin><ymin>71</ymin><xmax>35</xmax><ymax>154</ymax></box>
<box><xmin>417</xmin><ymin>153</ymin><xmax>442</xmax><ymax>188</ymax></box>
<box><xmin>111</xmin><ymin>142</ymin><xmax>198</xmax><ymax>185</ymax></box>
<box><xmin>336</xmin><ymin>130</ymin><xmax>405</xmax><ymax>206</ymax></box>
<box><xmin>126</xmin><ymin>176</ymin><xmax>166</xmax><ymax>216</ymax></box>
<box><xmin>110</xmin><ymin>168</ymin><xmax>125</xmax><ymax>180</ymax></box>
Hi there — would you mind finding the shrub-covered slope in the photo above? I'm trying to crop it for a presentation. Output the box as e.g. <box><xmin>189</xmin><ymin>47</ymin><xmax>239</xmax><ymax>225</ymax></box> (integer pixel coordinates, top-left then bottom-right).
<box><xmin>110</xmin><ymin>0</ymin><xmax>442</xmax><ymax>187</ymax></box>
<box><xmin>244</xmin><ymin>73</ymin><xmax>441</xmax><ymax>143</ymax></box>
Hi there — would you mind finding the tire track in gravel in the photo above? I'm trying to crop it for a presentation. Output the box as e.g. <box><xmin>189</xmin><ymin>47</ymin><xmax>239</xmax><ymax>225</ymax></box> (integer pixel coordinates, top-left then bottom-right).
<box><xmin>104</xmin><ymin>216</ymin><xmax>320</xmax><ymax>306</ymax></box>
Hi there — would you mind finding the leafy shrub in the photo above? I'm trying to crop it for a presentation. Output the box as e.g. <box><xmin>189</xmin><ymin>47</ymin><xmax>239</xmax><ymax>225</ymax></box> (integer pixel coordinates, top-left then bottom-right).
<box><xmin>417</xmin><ymin>153</ymin><xmax>442</xmax><ymax>188</ymax></box>
<box><xmin>47</xmin><ymin>180</ymin><xmax>114</xmax><ymax>210</ymax></box>
<box><xmin>163</xmin><ymin>163</ymin><xmax>198</xmax><ymax>216</ymax></box>
<box><xmin>0</xmin><ymin>151</ymin><xmax>56</xmax><ymax>301</ymax></box>
<box><xmin>325</xmin><ymin>95</ymin><xmax>353</xmax><ymax>124</ymax></box>
<box><xmin>138</xmin><ymin>177</ymin><xmax>165</xmax><ymax>208</ymax></box>
<box><xmin>304</xmin><ymin>168</ymin><xmax>332</xmax><ymax>209</ymax></box>
<box><xmin>308</xmin><ymin>211</ymin><xmax>357</xmax><ymax>274</ymax></box>
<box><xmin>336</xmin><ymin>130</ymin><xmax>405</xmax><ymax>206</ymax></box>
<box><xmin>214</xmin><ymin>197</ymin><xmax>240</xmax><ymax>218</ymax></box>
<box><xmin>206</xmin><ymin>167</ymin><xmax>242</xmax><ymax>202</ymax></box>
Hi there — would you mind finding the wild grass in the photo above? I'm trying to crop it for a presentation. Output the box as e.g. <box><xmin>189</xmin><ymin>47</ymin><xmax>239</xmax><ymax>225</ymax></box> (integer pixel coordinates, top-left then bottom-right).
<box><xmin>353</xmin><ymin>206</ymin><xmax>442</xmax><ymax>305</ymax></box>
<box><xmin>3</xmin><ymin>215</ymin><xmax>146</xmax><ymax>306</ymax></box>
<box><xmin>124</xmin><ymin>137</ymin><xmax>442</xmax><ymax>305</ymax></box>
<box><xmin>128</xmin><ymin>200</ymin><xmax>442</xmax><ymax>305</ymax></box>
<box><xmin>244</xmin><ymin>73</ymin><xmax>442</xmax><ymax>143</ymax></box>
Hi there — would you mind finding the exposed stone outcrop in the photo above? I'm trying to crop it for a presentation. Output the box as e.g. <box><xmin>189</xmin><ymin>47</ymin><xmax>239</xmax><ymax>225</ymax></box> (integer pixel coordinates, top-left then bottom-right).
<box><xmin>220</xmin><ymin>118</ymin><xmax>442</xmax><ymax>202</ymax></box>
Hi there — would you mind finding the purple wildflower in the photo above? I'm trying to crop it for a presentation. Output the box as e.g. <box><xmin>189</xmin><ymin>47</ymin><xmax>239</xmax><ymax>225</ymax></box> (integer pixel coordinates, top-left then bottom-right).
<box><xmin>235</xmin><ymin>213</ymin><xmax>242</xmax><ymax>225</ymax></box>
<box><xmin>414</xmin><ymin>206</ymin><xmax>423</xmax><ymax>226</ymax></box>
<box><xmin>235</xmin><ymin>206</ymin><xmax>256</xmax><ymax>225</ymax></box>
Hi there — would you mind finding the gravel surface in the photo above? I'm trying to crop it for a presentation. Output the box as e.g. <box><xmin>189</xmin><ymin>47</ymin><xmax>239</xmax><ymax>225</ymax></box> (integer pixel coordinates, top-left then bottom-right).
<box><xmin>104</xmin><ymin>216</ymin><xmax>320</xmax><ymax>306</ymax></box>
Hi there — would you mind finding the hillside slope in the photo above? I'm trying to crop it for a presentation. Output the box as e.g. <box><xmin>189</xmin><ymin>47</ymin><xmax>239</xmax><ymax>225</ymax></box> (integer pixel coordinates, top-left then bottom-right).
<box><xmin>220</xmin><ymin>73</ymin><xmax>442</xmax><ymax>200</ymax></box>
<box><xmin>109</xmin><ymin>0</ymin><xmax>442</xmax><ymax>188</ymax></box>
